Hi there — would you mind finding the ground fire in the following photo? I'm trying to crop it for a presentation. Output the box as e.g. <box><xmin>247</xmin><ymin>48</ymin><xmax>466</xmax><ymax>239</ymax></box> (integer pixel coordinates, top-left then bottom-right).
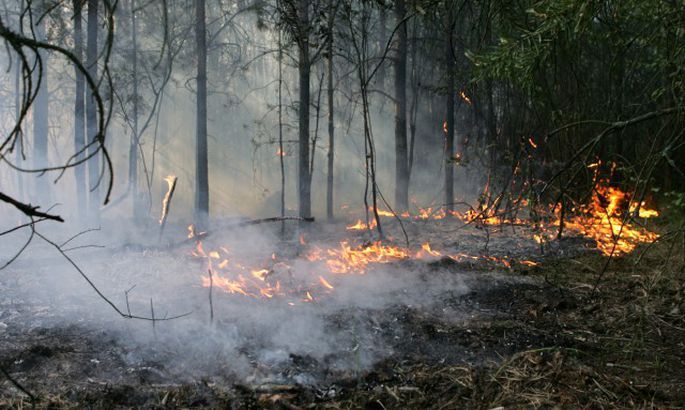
<box><xmin>189</xmin><ymin>178</ymin><xmax>659</xmax><ymax>302</ymax></box>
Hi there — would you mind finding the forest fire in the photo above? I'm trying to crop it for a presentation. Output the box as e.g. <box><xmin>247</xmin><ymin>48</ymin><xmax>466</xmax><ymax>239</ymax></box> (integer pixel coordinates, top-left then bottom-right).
<box><xmin>189</xmin><ymin>177</ymin><xmax>660</xmax><ymax>302</ymax></box>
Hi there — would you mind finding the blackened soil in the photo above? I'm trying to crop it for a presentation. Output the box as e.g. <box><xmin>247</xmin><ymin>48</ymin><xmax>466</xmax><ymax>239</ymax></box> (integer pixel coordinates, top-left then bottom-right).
<box><xmin>0</xmin><ymin>267</ymin><xmax>586</xmax><ymax>408</ymax></box>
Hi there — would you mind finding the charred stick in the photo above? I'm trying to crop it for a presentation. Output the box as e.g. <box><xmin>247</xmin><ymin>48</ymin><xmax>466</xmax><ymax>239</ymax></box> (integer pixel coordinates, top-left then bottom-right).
<box><xmin>150</xmin><ymin>298</ymin><xmax>157</xmax><ymax>337</ymax></box>
<box><xmin>235</xmin><ymin>216</ymin><xmax>314</xmax><ymax>226</ymax></box>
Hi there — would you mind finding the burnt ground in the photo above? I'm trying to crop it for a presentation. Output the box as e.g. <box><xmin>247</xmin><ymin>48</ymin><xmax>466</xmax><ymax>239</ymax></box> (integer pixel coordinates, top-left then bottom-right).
<box><xmin>1</xmin><ymin>219</ymin><xmax>684</xmax><ymax>408</ymax></box>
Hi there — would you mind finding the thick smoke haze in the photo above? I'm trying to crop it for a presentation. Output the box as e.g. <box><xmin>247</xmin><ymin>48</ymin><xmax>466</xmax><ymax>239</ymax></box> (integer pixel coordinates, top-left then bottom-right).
<box><xmin>0</xmin><ymin>0</ymin><xmax>486</xmax><ymax>388</ymax></box>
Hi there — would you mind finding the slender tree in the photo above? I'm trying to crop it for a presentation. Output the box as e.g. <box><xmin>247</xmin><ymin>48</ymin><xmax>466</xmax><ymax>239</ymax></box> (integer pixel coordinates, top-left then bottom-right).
<box><xmin>296</xmin><ymin>0</ymin><xmax>311</xmax><ymax>219</ymax></box>
<box><xmin>393</xmin><ymin>0</ymin><xmax>409</xmax><ymax>211</ymax></box>
<box><xmin>128</xmin><ymin>0</ymin><xmax>142</xmax><ymax>220</ymax></box>
<box><xmin>444</xmin><ymin>41</ymin><xmax>456</xmax><ymax>214</ymax></box>
<box><xmin>73</xmin><ymin>0</ymin><xmax>86</xmax><ymax>214</ymax></box>
<box><xmin>325</xmin><ymin>0</ymin><xmax>335</xmax><ymax>220</ymax></box>
<box><xmin>33</xmin><ymin>13</ymin><xmax>49</xmax><ymax>198</ymax></box>
<box><xmin>14</xmin><ymin>40</ymin><xmax>23</xmax><ymax>201</ymax></box>
<box><xmin>195</xmin><ymin>0</ymin><xmax>209</xmax><ymax>225</ymax></box>
<box><xmin>86</xmin><ymin>0</ymin><xmax>99</xmax><ymax>218</ymax></box>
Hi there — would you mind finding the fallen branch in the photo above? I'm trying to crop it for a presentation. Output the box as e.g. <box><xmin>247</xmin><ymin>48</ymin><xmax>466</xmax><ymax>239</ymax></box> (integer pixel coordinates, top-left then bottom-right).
<box><xmin>0</xmin><ymin>365</ymin><xmax>36</xmax><ymax>408</ymax></box>
<box><xmin>232</xmin><ymin>216</ymin><xmax>315</xmax><ymax>227</ymax></box>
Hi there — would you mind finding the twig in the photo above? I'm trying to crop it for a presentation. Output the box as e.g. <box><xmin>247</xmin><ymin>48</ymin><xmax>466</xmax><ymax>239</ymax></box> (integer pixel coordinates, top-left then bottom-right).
<box><xmin>150</xmin><ymin>298</ymin><xmax>156</xmax><ymax>337</ymax></box>
<box><xmin>0</xmin><ymin>365</ymin><xmax>36</xmax><ymax>409</ymax></box>
<box><xmin>0</xmin><ymin>191</ymin><xmax>63</xmax><ymax>222</ymax></box>
<box><xmin>59</xmin><ymin>227</ymin><xmax>100</xmax><ymax>248</ymax></box>
<box><xmin>34</xmin><ymin>230</ymin><xmax>191</xmax><ymax>321</ymax></box>
<box><xmin>208</xmin><ymin>268</ymin><xmax>214</xmax><ymax>323</ymax></box>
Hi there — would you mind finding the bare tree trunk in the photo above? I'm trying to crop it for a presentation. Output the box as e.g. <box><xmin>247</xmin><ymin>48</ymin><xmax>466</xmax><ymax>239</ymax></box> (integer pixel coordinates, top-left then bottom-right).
<box><xmin>33</xmin><ymin>16</ymin><xmax>49</xmax><ymax>200</ymax></box>
<box><xmin>408</xmin><ymin>19</ymin><xmax>419</xmax><ymax>178</ymax></box>
<box><xmin>445</xmin><ymin>44</ymin><xmax>456</xmax><ymax>214</ymax></box>
<box><xmin>128</xmin><ymin>0</ymin><xmax>142</xmax><ymax>220</ymax></box>
<box><xmin>297</xmin><ymin>0</ymin><xmax>311</xmax><ymax>219</ymax></box>
<box><xmin>73</xmin><ymin>0</ymin><xmax>86</xmax><ymax>215</ymax></box>
<box><xmin>195</xmin><ymin>0</ymin><xmax>209</xmax><ymax>226</ymax></box>
<box><xmin>326</xmin><ymin>2</ymin><xmax>334</xmax><ymax>221</ymax></box>
<box><xmin>377</xmin><ymin>5</ymin><xmax>386</xmax><ymax>93</ymax></box>
<box><xmin>393</xmin><ymin>0</ymin><xmax>408</xmax><ymax>211</ymax></box>
<box><xmin>277</xmin><ymin>24</ymin><xmax>285</xmax><ymax>233</ymax></box>
<box><xmin>86</xmin><ymin>0</ymin><xmax>100</xmax><ymax>219</ymax></box>
<box><xmin>14</xmin><ymin>48</ymin><xmax>23</xmax><ymax>201</ymax></box>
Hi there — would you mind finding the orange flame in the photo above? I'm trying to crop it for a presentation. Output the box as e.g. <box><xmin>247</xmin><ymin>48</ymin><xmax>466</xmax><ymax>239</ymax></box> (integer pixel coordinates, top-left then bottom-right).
<box><xmin>459</xmin><ymin>90</ymin><xmax>472</xmax><ymax>105</ymax></box>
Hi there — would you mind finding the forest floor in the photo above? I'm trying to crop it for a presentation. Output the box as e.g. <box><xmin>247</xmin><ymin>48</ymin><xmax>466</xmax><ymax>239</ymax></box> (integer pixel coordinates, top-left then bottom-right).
<box><xmin>1</xmin><ymin>217</ymin><xmax>684</xmax><ymax>409</ymax></box>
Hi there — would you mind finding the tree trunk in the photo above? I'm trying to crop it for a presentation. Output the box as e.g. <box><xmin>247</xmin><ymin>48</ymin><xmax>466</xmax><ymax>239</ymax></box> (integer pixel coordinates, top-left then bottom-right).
<box><xmin>129</xmin><ymin>0</ymin><xmax>142</xmax><ymax>220</ymax></box>
<box><xmin>408</xmin><ymin>19</ymin><xmax>419</xmax><ymax>178</ymax></box>
<box><xmin>393</xmin><ymin>0</ymin><xmax>408</xmax><ymax>211</ymax></box>
<box><xmin>445</xmin><ymin>45</ymin><xmax>456</xmax><ymax>214</ymax></box>
<box><xmin>195</xmin><ymin>0</ymin><xmax>209</xmax><ymax>226</ymax></box>
<box><xmin>278</xmin><ymin>27</ymin><xmax>285</xmax><ymax>233</ymax></box>
<box><xmin>326</xmin><ymin>1</ymin><xmax>334</xmax><ymax>220</ymax></box>
<box><xmin>86</xmin><ymin>0</ymin><xmax>100</xmax><ymax>218</ymax></box>
<box><xmin>297</xmin><ymin>0</ymin><xmax>311</xmax><ymax>219</ymax></box>
<box><xmin>73</xmin><ymin>0</ymin><xmax>86</xmax><ymax>215</ymax></box>
<box><xmin>33</xmin><ymin>17</ymin><xmax>49</xmax><ymax>200</ymax></box>
<box><xmin>14</xmin><ymin>47</ymin><xmax>23</xmax><ymax>201</ymax></box>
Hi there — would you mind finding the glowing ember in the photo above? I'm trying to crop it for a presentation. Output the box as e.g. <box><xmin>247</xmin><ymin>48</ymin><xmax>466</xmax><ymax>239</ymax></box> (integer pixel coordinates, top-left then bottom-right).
<box><xmin>319</xmin><ymin>276</ymin><xmax>334</xmax><ymax>290</ymax></box>
<box><xmin>459</xmin><ymin>90</ymin><xmax>472</xmax><ymax>105</ymax></box>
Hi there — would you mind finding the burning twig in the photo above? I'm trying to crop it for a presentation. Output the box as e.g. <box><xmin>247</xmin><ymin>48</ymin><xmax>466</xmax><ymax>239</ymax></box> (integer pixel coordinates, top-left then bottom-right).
<box><xmin>158</xmin><ymin>175</ymin><xmax>177</xmax><ymax>241</ymax></box>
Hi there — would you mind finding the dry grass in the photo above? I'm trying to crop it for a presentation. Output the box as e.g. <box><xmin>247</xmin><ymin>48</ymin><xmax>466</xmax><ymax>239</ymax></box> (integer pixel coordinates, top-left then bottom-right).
<box><xmin>1</xmin><ymin>232</ymin><xmax>683</xmax><ymax>409</ymax></box>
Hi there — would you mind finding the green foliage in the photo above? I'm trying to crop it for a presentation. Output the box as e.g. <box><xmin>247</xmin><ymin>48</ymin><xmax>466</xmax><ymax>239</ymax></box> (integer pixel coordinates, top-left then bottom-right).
<box><xmin>468</xmin><ymin>0</ymin><xmax>684</xmax><ymax>112</ymax></box>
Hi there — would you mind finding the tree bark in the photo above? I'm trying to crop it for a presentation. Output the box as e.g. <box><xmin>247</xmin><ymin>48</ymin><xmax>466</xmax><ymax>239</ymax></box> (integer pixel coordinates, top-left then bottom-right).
<box><xmin>195</xmin><ymin>0</ymin><xmax>209</xmax><ymax>226</ymax></box>
<box><xmin>393</xmin><ymin>0</ymin><xmax>408</xmax><ymax>211</ymax></box>
<box><xmin>86</xmin><ymin>0</ymin><xmax>100</xmax><ymax>218</ymax></box>
<box><xmin>297</xmin><ymin>0</ymin><xmax>311</xmax><ymax>219</ymax></box>
<box><xmin>326</xmin><ymin>6</ymin><xmax>335</xmax><ymax>221</ymax></box>
<box><xmin>73</xmin><ymin>0</ymin><xmax>86</xmax><ymax>215</ymax></box>
<box><xmin>445</xmin><ymin>51</ymin><xmax>456</xmax><ymax>214</ymax></box>
<box><xmin>128</xmin><ymin>0</ymin><xmax>142</xmax><ymax>220</ymax></box>
<box><xmin>14</xmin><ymin>45</ymin><xmax>23</xmax><ymax>201</ymax></box>
<box><xmin>33</xmin><ymin>16</ymin><xmax>49</xmax><ymax>199</ymax></box>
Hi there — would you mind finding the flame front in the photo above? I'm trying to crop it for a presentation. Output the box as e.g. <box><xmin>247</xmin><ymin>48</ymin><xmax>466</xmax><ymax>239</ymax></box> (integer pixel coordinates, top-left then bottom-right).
<box><xmin>192</xmin><ymin>170</ymin><xmax>658</xmax><ymax>302</ymax></box>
